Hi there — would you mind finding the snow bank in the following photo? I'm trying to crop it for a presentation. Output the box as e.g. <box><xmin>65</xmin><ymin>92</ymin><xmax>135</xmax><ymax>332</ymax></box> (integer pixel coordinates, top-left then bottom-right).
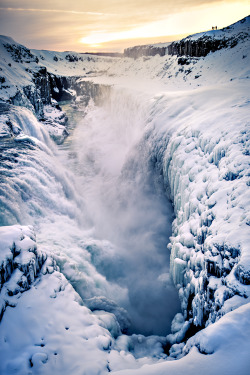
<box><xmin>0</xmin><ymin>225</ymin><xmax>47</xmax><ymax>320</ymax></box>
<box><xmin>112</xmin><ymin>302</ymin><xmax>250</xmax><ymax>375</ymax></box>
<box><xmin>0</xmin><ymin>268</ymin><xmax>112</xmax><ymax>375</ymax></box>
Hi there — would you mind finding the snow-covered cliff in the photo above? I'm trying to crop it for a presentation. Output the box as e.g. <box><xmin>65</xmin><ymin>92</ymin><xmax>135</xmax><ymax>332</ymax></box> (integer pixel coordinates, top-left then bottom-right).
<box><xmin>161</xmin><ymin>87</ymin><xmax>250</xmax><ymax>329</ymax></box>
<box><xmin>124</xmin><ymin>16</ymin><xmax>250</xmax><ymax>58</ymax></box>
<box><xmin>167</xmin><ymin>15</ymin><xmax>250</xmax><ymax>56</ymax></box>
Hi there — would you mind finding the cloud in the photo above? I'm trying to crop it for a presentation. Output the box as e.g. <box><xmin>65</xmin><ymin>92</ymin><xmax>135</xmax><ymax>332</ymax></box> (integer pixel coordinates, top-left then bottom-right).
<box><xmin>0</xmin><ymin>0</ymin><xmax>249</xmax><ymax>51</ymax></box>
<box><xmin>0</xmin><ymin>7</ymin><xmax>113</xmax><ymax>16</ymax></box>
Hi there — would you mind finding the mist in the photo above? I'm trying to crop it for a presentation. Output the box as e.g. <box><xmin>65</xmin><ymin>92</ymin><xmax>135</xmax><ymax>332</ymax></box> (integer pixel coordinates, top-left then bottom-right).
<box><xmin>59</xmin><ymin>88</ymin><xmax>181</xmax><ymax>335</ymax></box>
<box><xmin>0</xmin><ymin>88</ymin><xmax>180</xmax><ymax>337</ymax></box>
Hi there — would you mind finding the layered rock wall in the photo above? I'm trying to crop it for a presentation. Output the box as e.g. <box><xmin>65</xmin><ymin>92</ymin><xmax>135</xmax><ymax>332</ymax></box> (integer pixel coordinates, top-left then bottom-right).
<box><xmin>167</xmin><ymin>37</ymin><xmax>235</xmax><ymax>57</ymax></box>
<box><xmin>124</xmin><ymin>45</ymin><xmax>168</xmax><ymax>59</ymax></box>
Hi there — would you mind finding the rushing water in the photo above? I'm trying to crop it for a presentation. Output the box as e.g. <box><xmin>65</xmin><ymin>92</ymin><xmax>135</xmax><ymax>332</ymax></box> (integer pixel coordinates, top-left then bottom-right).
<box><xmin>0</xmin><ymin>87</ymin><xmax>180</xmax><ymax>336</ymax></box>
<box><xmin>58</xmin><ymin>88</ymin><xmax>181</xmax><ymax>335</ymax></box>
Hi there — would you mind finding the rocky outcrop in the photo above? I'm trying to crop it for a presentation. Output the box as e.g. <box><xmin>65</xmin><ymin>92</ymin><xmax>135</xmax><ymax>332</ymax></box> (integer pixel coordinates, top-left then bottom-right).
<box><xmin>10</xmin><ymin>67</ymin><xmax>56</xmax><ymax>119</ymax></box>
<box><xmin>48</xmin><ymin>74</ymin><xmax>78</xmax><ymax>102</ymax></box>
<box><xmin>10</xmin><ymin>66</ymin><xmax>109</xmax><ymax>118</ymax></box>
<box><xmin>72</xmin><ymin>79</ymin><xmax>111</xmax><ymax>106</ymax></box>
<box><xmin>124</xmin><ymin>45</ymin><xmax>168</xmax><ymax>59</ymax></box>
<box><xmin>1</xmin><ymin>40</ymin><xmax>75</xmax><ymax>119</ymax></box>
<box><xmin>3</xmin><ymin>42</ymin><xmax>39</xmax><ymax>64</ymax></box>
<box><xmin>3</xmin><ymin>48</ymin><xmax>111</xmax><ymax>144</ymax></box>
<box><xmin>167</xmin><ymin>37</ymin><xmax>234</xmax><ymax>57</ymax></box>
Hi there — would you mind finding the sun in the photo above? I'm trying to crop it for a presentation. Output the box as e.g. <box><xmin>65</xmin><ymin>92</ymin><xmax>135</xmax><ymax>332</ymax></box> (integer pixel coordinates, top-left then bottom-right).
<box><xmin>89</xmin><ymin>44</ymin><xmax>102</xmax><ymax>48</ymax></box>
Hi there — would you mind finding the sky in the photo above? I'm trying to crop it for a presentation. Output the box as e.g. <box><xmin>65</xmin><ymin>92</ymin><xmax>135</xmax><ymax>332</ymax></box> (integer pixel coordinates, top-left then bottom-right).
<box><xmin>0</xmin><ymin>0</ymin><xmax>249</xmax><ymax>52</ymax></box>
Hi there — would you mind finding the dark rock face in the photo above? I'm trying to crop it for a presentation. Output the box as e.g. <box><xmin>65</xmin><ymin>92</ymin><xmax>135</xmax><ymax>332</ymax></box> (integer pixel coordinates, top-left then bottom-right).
<box><xmin>167</xmin><ymin>37</ymin><xmax>232</xmax><ymax>57</ymax></box>
<box><xmin>9</xmin><ymin>69</ymin><xmax>75</xmax><ymax>118</ymax></box>
<box><xmin>32</xmin><ymin>67</ymin><xmax>51</xmax><ymax>105</ymax></box>
<box><xmin>48</xmin><ymin>74</ymin><xmax>78</xmax><ymax>102</ymax></box>
<box><xmin>82</xmin><ymin>52</ymin><xmax>123</xmax><ymax>57</ymax></box>
<box><xmin>72</xmin><ymin>80</ymin><xmax>111</xmax><ymax>106</ymax></box>
<box><xmin>11</xmin><ymin>67</ymin><xmax>51</xmax><ymax>119</ymax></box>
<box><xmin>124</xmin><ymin>45</ymin><xmax>168</xmax><ymax>59</ymax></box>
<box><xmin>9</xmin><ymin>62</ymin><xmax>111</xmax><ymax>130</ymax></box>
<box><xmin>5</xmin><ymin>46</ymin><xmax>111</xmax><ymax>122</ymax></box>
<box><xmin>23</xmin><ymin>86</ymin><xmax>44</xmax><ymax>117</ymax></box>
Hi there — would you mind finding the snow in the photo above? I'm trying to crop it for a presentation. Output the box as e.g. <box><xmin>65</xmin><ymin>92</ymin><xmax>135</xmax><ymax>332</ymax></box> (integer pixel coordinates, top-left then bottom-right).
<box><xmin>112</xmin><ymin>303</ymin><xmax>250</xmax><ymax>375</ymax></box>
<box><xmin>183</xmin><ymin>15</ymin><xmax>250</xmax><ymax>42</ymax></box>
<box><xmin>0</xmin><ymin>15</ymin><xmax>250</xmax><ymax>375</ymax></box>
<box><xmin>0</xmin><ymin>270</ymin><xmax>112</xmax><ymax>375</ymax></box>
<box><xmin>156</xmin><ymin>81</ymin><xmax>250</xmax><ymax>326</ymax></box>
<box><xmin>0</xmin><ymin>225</ymin><xmax>46</xmax><ymax>320</ymax></box>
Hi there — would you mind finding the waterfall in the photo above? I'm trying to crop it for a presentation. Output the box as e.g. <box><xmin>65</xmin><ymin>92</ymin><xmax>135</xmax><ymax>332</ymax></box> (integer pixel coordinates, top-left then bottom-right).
<box><xmin>0</xmin><ymin>86</ymin><xmax>181</xmax><ymax>336</ymax></box>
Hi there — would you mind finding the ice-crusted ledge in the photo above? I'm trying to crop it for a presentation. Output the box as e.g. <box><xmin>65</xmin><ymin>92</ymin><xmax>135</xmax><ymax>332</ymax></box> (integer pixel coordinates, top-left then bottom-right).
<box><xmin>0</xmin><ymin>225</ymin><xmax>55</xmax><ymax>320</ymax></box>
<box><xmin>163</xmin><ymin>123</ymin><xmax>250</xmax><ymax>330</ymax></box>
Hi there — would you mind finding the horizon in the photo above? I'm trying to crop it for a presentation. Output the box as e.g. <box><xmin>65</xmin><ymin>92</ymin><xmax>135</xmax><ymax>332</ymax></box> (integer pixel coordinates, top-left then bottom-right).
<box><xmin>0</xmin><ymin>1</ymin><xmax>249</xmax><ymax>53</ymax></box>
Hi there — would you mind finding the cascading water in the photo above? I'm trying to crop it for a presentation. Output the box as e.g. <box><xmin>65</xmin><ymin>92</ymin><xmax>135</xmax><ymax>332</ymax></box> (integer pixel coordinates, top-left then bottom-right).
<box><xmin>0</xmin><ymin>86</ymin><xmax>180</xmax><ymax>337</ymax></box>
<box><xmin>59</xmin><ymin>86</ymin><xmax>181</xmax><ymax>335</ymax></box>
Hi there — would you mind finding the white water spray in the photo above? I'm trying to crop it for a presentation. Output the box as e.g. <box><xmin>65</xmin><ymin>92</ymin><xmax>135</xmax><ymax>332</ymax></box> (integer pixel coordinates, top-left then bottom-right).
<box><xmin>59</xmin><ymin>87</ymin><xmax>180</xmax><ymax>335</ymax></box>
<box><xmin>0</xmin><ymin>87</ymin><xmax>180</xmax><ymax>336</ymax></box>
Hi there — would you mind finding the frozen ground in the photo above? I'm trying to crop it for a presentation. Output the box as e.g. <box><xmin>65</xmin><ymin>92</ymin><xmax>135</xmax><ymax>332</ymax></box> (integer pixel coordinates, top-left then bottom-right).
<box><xmin>0</xmin><ymin>16</ymin><xmax>250</xmax><ymax>375</ymax></box>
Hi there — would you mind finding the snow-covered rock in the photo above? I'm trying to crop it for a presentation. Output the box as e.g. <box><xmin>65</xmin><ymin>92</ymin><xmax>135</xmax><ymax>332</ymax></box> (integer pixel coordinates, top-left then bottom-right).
<box><xmin>0</xmin><ymin>225</ymin><xmax>47</xmax><ymax>320</ymax></box>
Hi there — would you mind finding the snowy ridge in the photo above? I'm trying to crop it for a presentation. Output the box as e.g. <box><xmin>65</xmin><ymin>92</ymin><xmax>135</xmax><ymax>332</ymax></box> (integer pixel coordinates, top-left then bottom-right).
<box><xmin>184</xmin><ymin>15</ymin><xmax>250</xmax><ymax>42</ymax></box>
<box><xmin>167</xmin><ymin>16</ymin><xmax>250</xmax><ymax>57</ymax></box>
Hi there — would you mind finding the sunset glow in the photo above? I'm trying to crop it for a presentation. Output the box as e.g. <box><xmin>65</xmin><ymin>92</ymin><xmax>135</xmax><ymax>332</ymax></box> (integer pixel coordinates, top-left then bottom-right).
<box><xmin>0</xmin><ymin>0</ymin><xmax>249</xmax><ymax>52</ymax></box>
